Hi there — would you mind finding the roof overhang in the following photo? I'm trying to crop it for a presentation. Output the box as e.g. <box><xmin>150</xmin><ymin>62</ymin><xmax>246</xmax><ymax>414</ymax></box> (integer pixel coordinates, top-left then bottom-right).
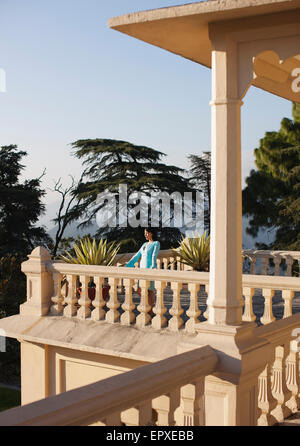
<box><xmin>109</xmin><ymin>0</ymin><xmax>300</xmax><ymax>102</ymax></box>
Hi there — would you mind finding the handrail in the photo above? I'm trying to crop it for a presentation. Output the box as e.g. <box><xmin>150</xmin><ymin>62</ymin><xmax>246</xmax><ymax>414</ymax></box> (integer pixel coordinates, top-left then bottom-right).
<box><xmin>254</xmin><ymin>313</ymin><xmax>300</xmax><ymax>340</ymax></box>
<box><xmin>48</xmin><ymin>262</ymin><xmax>209</xmax><ymax>284</ymax></box>
<box><xmin>0</xmin><ymin>345</ymin><xmax>217</xmax><ymax>426</ymax></box>
<box><xmin>114</xmin><ymin>248</ymin><xmax>300</xmax><ymax>276</ymax></box>
<box><xmin>243</xmin><ymin>250</ymin><xmax>300</xmax><ymax>260</ymax></box>
<box><xmin>242</xmin><ymin>274</ymin><xmax>300</xmax><ymax>291</ymax></box>
<box><xmin>48</xmin><ymin>262</ymin><xmax>300</xmax><ymax>290</ymax></box>
<box><xmin>115</xmin><ymin>249</ymin><xmax>300</xmax><ymax>263</ymax></box>
<box><xmin>117</xmin><ymin>249</ymin><xmax>300</xmax><ymax>260</ymax></box>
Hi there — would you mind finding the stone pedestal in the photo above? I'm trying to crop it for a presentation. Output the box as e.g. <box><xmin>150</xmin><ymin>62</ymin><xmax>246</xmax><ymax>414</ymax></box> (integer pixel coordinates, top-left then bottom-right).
<box><xmin>20</xmin><ymin>247</ymin><xmax>53</xmax><ymax>317</ymax></box>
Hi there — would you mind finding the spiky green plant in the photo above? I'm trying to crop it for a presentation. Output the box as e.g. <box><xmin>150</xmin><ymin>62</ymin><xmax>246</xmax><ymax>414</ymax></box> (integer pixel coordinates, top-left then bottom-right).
<box><xmin>172</xmin><ymin>232</ymin><xmax>210</xmax><ymax>272</ymax></box>
<box><xmin>60</xmin><ymin>237</ymin><xmax>121</xmax><ymax>266</ymax></box>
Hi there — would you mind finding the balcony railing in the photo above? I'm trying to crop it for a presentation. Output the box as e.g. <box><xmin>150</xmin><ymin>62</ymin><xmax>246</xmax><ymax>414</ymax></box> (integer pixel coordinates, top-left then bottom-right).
<box><xmin>1</xmin><ymin>314</ymin><xmax>300</xmax><ymax>426</ymax></box>
<box><xmin>115</xmin><ymin>249</ymin><xmax>300</xmax><ymax>276</ymax></box>
<box><xmin>242</xmin><ymin>250</ymin><xmax>300</xmax><ymax>276</ymax></box>
<box><xmin>256</xmin><ymin>314</ymin><xmax>300</xmax><ymax>425</ymax></box>
<box><xmin>19</xmin><ymin>247</ymin><xmax>300</xmax><ymax>334</ymax></box>
<box><xmin>0</xmin><ymin>246</ymin><xmax>299</xmax><ymax>426</ymax></box>
<box><xmin>0</xmin><ymin>345</ymin><xmax>217</xmax><ymax>426</ymax></box>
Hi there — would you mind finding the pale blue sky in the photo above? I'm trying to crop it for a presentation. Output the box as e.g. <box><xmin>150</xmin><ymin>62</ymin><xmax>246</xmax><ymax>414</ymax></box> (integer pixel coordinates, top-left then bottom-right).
<box><xmin>0</xmin><ymin>0</ymin><xmax>292</xmax><ymax>228</ymax></box>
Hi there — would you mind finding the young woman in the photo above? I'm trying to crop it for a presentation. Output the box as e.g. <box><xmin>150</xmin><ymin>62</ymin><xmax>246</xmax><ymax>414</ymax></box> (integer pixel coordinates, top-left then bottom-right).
<box><xmin>126</xmin><ymin>228</ymin><xmax>160</xmax><ymax>312</ymax></box>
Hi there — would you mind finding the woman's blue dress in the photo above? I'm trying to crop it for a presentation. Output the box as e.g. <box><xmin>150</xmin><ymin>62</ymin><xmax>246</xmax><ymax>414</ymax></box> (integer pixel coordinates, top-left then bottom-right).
<box><xmin>126</xmin><ymin>241</ymin><xmax>160</xmax><ymax>290</ymax></box>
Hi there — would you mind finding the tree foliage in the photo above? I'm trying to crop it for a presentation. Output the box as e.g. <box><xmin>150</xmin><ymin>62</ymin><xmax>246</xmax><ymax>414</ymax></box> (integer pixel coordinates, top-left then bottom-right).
<box><xmin>188</xmin><ymin>152</ymin><xmax>211</xmax><ymax>234</ymax></box>
<box><xmin>70</xmin><ymin>139</ymin><xmax>193</xmax><ymax>251</ymax></box>
<box><xmin>0</xmin><ymin>255</ymin><xmax>26</xmax><ymax>319</ymax></box>
<box><xmin>0</xmin><ymin>145</ymin><xmax>51</xmax><ymax>257</ymax></box>
<box><xmin>243</xmin><ymin>103</ymin><xmax>300</xmax><ymax>250</ymax></box>
<box><xmin>0</xmin><ymin>145</ymin><xmax>51</xmax><ymax>385</ymax></box>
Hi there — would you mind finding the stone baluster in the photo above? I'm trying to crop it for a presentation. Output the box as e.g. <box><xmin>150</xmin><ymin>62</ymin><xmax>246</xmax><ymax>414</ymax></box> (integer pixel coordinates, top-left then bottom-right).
<box><xmin>152</xmin><ymin>281</ymin><xmax>167</xmax><ymax>329</ymax></box>
<box><xmin>63</xmin><ymin>274</ymin><xmax>78</xmax><ymax>317</ymax></box>
<box><xmin>106</xmin><ymin>277</ymin><xmax>120</xmax><ymax>323</ymax></box>
<box><xmin>169</xmin><ymin>257</ymin><xmax>175</xmax><ymax>270</ymax></box>
<box><xmin>180</xmin><ymin>379</ymin><xmax>205</xmax><ymax>426</ymax></box>
<box><xmin>250</xmin><ymin>256</ymin><xmax>257</xmax><ymax>275</ymax></box>
<box><xmin>116</xmin><ymin>278</ymin><xmax>123</xmax><ymax>294</ymax></box>
<box><xmin>271</xmin><ymin>344</ymin><xmax>292</xmax><ymax>423</ymax></box>
<box><xmin>162</xmin><ymin>258</ymin><xmax>169</xmax><ymax>270</ymax></box>
<box><xmin>136</xmin><ymin>401</ymin><xmax>153</xmax><ymax>426</ymax></box>
<box><xmin>242</xmin><ymin>287</ymin><xmax>256</xmax><ymax>322</ymax></box>
<box><xmin>285</xmin><ymin>257</ymin><xmax>293</xmax><ymax>277</ymax></box>
<box><xmin>257</xmin><ymin>362</ymin><xmax>277</xmax><ymax>426</ymax></box>
<box><xmin>274</xmin><ymin>256</ymin><xmax>281</xmax><ymax>276</ymax></box>
<box><xmin>242</xmin><ymin>254</ymin><xmax>246</xmax><ymax>272</ymax></box>
<box><xmin>102</xmin><ymin>413</ymin><xmax>122</xmax><ymax>426</ymax></box>
<box><xmin>153</xmin><ymin>389</ymin><xmax>180</xmax><ymax>426</ymax></box>
<box><xmin>285</xmin><ymin>339</ymin><xmax>300</xmax><ymax>414</ymax></box>
<box><xmin>91</xmin><ymin>276</ymin><xmax>105</xmax><ymax>321</ymax></box>
<box><xmin>203</xmin><ymin>284</ymin><xmax>209</xmax><ymax>320</ymax></box>
<box><xmin>156</xmin><ymin>258</ymin><xmax>161</xmax><ymax>270</ymax></box>
<box><xmin>176</xmin><ymin>257</ymin><xmax>182</xmax><ymax>271</ymax></box>
<box><xmin>136</xmin><ymin>280</ymin><xmax>151</xmax><ymax>327</ymax></box>
<box><xmin>261</xmin><ymin>257</ymin><xmax>268</xmax><ymax>275</ymax></box>
<box><xmin>185</xmin><ymin>283</ymin><xmax>201</xmax><ymax>333</ymax></box>
<box><xmin>169</xmin><ymin>282</ymin><xmax>184</xmax><ymax>331</ymax></box>
<box><xmin>50</xmin><ymin>272</ymin><xmax>64</xmax><ymax>316</ymax></box>
<box><xmin>282</xmin><ymin>290</ymin><xmax>295</xmax><ymax>319</ymax></box>
<box><xmin>261</xmin><ymin>289</ymin><xmax>275</xmax><ymax>325</ymax></box>
<box><xmin>77</xmin><ymin>275</ymin><xmax>91</xmax><ymax>319</ymax></box>
<box><xmin>61</xmin><ymin>277</ymin><xmax>68</xmax><ymax>302</ymax></box>
<box><xmin>121</xmin><ymin>278</ymin><xmax>136</xmax><ymax>325</ymax></box>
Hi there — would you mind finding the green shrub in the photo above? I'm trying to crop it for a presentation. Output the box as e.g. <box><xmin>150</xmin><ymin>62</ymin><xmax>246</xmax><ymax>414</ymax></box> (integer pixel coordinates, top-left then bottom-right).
<box><xmin>172</xmin><ymin>232</ymin><xmax>210</xmax><ymax>272</ymax></box>
<box><xmin>0</xmin><ymin>385</ymin><xmax>21</xmax><ymax>412</ymax></box>
<box><xmin>60</xmin><ymin>236</ymin><xmax>121</xmax><ymax>266</ymax></box>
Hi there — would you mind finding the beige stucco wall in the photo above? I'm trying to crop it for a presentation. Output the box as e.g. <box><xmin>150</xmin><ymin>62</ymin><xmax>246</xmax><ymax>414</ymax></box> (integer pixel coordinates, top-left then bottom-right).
<box><xmin>21</xmin><ymin>340</ymin><xmax>148</xmax><ymax>406</ymax></box>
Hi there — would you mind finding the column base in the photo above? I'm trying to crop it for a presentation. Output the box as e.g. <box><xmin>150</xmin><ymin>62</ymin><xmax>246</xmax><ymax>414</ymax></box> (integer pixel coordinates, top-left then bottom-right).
<box><xmin>20</xmin><ymin>302</ymin><xmax>50</xmax><ymax>317</ymax></box>
<box><xmin>177</xmin><ymin>322</ymin><xmax>272</xmax><ymax>426</ymax></box>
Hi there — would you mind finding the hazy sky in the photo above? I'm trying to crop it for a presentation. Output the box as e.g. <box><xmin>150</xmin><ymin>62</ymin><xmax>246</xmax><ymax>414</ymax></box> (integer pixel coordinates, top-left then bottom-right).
<box><xmin>0</xmin><ymin>0</ymin><xmax>292</xmax><ymax>228</ymax></box>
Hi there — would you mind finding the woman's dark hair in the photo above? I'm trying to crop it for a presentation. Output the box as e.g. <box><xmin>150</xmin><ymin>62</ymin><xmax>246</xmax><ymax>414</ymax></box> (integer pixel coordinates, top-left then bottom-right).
<box><xmin>143</xmin><ymin>227</ymin><xmax>158</xmax><ymax>241</ymax></box>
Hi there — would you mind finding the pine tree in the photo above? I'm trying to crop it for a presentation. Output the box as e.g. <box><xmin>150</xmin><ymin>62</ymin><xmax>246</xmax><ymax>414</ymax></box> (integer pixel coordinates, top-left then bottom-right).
<box><xmin>188</xmin><ymin>152</ymin><xmax>211</xmax><ymax>234</ymax></box>
<box><xmin>243</xmin><ymin>103</ymin><xmax>300</xmax><ymax>250</ymax></box>
<box><xmin>70</xmin><ymin>139</ymin><xmax>193</xmax><ymax>251</ymax></box>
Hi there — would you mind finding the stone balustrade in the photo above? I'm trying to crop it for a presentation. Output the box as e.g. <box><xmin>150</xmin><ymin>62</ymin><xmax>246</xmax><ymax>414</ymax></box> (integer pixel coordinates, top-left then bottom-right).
<box><xmin>46</xmin><ymin>261</ymin><xmax>210</xmax><ymax>334</ymax></box>
<box><xmin>0</xmin><ymin>346</ymin><xmax>217</xmax><ymax>426</ymax></box>
<box><xmin>114</xmin><ymin>249</ymin><xmax>187</xmax><ymax>270</ymax></box>
<box><xmin>241</xmin><ymin>275</ymin><xmax>300</xmax><ymax>325</ymax></box>
<box><xmin>255</xmin><ymin>315</ymin><xmax>300</xmax><ymax>426</ymax></box>
<box><xmin>0</xmin><ymin>246</ymin><xmax>299</xmax><ymax>426</ymax></box>
<box><xmin>20</xmin><ymin>248</ymin><xmax>300</xmax><ymax>334</ymax></box>
<box><xmin>242</xmin><ymin>250</ymin><xmax>300</xmax><ymax>276</ymax></box>
<box><xmin>115</xmin><ymin>249</ymin><xmax>300</xmax><ymax>276</ymax></box>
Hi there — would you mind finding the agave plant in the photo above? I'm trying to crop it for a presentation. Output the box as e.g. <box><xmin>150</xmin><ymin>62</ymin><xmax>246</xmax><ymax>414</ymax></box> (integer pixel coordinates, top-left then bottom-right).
<box><xmin>60</xmin><ymin>237</ymin><xmax>121</xmax><ymax>266</ymax></box>
<box><xmin>172</xmin><ymin>232</ymin><xmax>210</xmax><ymax>272</ymax></box>
<box><xmin>60</xmin><ymin>237</ymin><xmax>122</xmax><ymax>302</ymax></box>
